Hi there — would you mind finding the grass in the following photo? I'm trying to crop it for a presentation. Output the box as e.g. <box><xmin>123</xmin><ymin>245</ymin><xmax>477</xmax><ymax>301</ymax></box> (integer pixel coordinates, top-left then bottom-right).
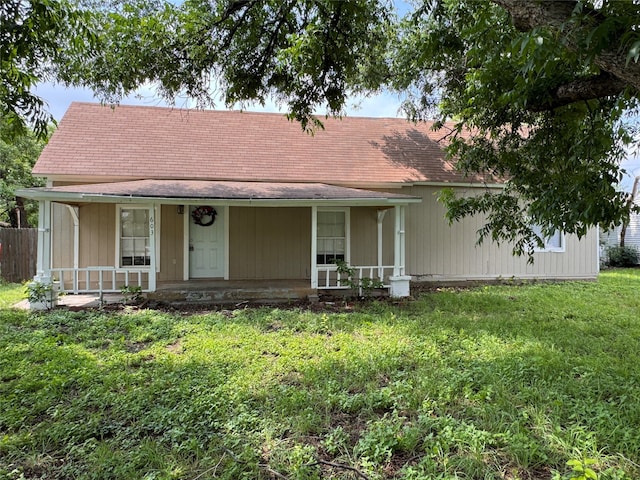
<box><xmin>1</xmin><ymin>270</ymin><xmax>640</xmax><ymax>479</ymax></box>
<box><xmin>0</xmin><ymin>281</ymin><xmax>25</xmax><ymax>309</ymax></box>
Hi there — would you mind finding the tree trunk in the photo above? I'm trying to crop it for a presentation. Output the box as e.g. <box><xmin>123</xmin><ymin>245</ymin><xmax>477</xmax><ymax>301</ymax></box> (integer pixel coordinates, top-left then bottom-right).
<box><xmin>8</xmin><ymin>197</ymin><xmax>29</xmax><ymax>229</ymax></box>
<box><xmin>492</xmin><ymin>0</ymin><xmax>640</xmax><ymax>93</ymax></box>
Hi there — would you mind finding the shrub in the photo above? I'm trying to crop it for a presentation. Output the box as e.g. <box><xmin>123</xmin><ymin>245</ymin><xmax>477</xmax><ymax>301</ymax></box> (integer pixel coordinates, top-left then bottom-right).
<box><xmin>25</xmin><ymin>280</ymin><xmax>59</xmax><ymax>310</ymax></box>
<box><xmin>605</xmin><ymin>245</ymin><xmax>640</xmax><ymax>267</ymax></box>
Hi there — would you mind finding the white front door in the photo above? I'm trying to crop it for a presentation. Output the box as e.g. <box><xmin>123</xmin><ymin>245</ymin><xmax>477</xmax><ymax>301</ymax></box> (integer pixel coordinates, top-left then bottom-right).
<box><xmin>189</xmin><ymin>206</ymin><xmax>224</xmax><ymax>278</ymax></box>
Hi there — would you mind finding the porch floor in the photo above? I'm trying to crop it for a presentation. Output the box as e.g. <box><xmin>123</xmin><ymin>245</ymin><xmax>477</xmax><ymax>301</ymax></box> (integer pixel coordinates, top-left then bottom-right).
<box><xmin>14</xmin><ymin>293</ymin><xmax>126</xmax><ymax>310</ymax></box>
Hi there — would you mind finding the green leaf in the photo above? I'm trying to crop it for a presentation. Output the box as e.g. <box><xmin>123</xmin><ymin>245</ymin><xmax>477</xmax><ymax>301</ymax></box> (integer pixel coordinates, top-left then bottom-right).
<box><xmin>584</xmin><ymin>467</ymin><xmax>598</xmax><ymax>480</ymax></box>
<box><xmin>626</xmin><ymin>40</ymin><xmax>640</xmax><ymax>65</ymax></box>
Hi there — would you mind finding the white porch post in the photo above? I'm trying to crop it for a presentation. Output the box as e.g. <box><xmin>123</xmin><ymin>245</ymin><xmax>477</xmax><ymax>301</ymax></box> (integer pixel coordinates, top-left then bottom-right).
<box><xmin>65</xmin><ymin>205</ymin><xmax>80</xmax><ymax>293</ymax></box>
<box><xmin>311</xmin><ymin>206</ymin><xmax>318</xmax><ymax>288</ymax></box>
<box><xmin>148</xmin><ymin>205</ymin><xmax>157</xmax><ymax>292</ymax></box>
<box><xmin>390</xmin><ymin>205</ymin><xmax>411</xmax><ymax>297</ymax></box>
<box><xmin>183</xmin><ymin>205</ymin><xmax>189</xmax><ymax>281</ymax></box>
<box><xmin>377</xmin><ymin>209</ymin><xmax>389</xmax><ymax>280</ymax></box>
<box><xmin>34</xmin><ymin>200</ymin><xmax>52</xmax><ymax>283</ymax></box>
<box><xmin>29</xmin><ymin>199</ymin><xmax>58</xmax><ymax>309</ymax></box>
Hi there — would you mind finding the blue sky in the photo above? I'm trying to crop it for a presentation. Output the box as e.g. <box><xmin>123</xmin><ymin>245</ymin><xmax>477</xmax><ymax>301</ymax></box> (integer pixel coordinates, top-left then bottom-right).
<box><xmin>34</xmin><ymin>82</ymin><xmax>405</xmax><ymax>122</ymax></box>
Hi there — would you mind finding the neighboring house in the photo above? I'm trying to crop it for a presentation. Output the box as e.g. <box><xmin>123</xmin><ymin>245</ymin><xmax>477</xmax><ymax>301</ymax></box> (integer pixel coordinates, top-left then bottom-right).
<box><xmin>18</xmin><ymin>102</ymin><xmax>599</xmax><ymax>300</ymax></box>
<box><xmin>600</xmin><ymin>199</ymin><xmax>640</xmax><ymax>261</ymax></box>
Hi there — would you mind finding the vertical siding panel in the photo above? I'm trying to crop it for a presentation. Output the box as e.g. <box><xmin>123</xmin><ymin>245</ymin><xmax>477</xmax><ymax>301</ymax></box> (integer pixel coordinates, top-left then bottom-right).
<box><xmin>382</xmin><ymin>208</ymin><xmax>394</xmax><ymax>266</ymax></box>
<box><xmin>400</xmin><ymin>185</ymin><xmax>598</xmax><ymax>281</ymax></box>
<box><xmin>405</xmin><ymin>194</ymin><xmax>421</xmax><ymax>274</ymax></box>
<box><xmin>101</xmin><ymin>204</ymin><xmax>116</xmax><ymax>266</ymax></box>
<box><xmin>351</xmin><ymin>207</ymin><xmax>380</xmax><ymax>266</ymax></box>
<box><xmin>434</xmin><ymin>192</ymin><xmax>444</xmax><ymax>275</ymax></box>
<box><xmin>229</xmin><ymin>207</ymin><xmax>309</xmax><ymax>280</ymax></box>
<box><xmin>159</xmin><ymin>205</ymin><xmax>183</xmax><ymax>281</ymax></box>
<box><xmin>564</xmin><ymin>236</ymin><xmax>573</xmax><ymax>275</ymax></box>
<box><xmin>79</xmin><ymin>204</ymin><xmax>115</xmax><ymax>267</ymax></box>
<box><xmin>229</xmin><ymin>206</ymin><xmax>256</xmax><ymax>279</ymax></box>
<box><xmin>256</xmin><ymin>209</ymin><xmax>268</xmax><ymax>279</ymax></box>
<box><xmin>51</xmin><ymin>203</ymin><xmax>74</xmax><ymax>268</ymax></box>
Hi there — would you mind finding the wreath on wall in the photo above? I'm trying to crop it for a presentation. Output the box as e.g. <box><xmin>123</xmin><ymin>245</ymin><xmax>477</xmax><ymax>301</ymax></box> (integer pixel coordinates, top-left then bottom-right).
<box><xmin>192</xmin><ymin>206</ymin><xmax>217</xmax><ymax>226</ymax></box>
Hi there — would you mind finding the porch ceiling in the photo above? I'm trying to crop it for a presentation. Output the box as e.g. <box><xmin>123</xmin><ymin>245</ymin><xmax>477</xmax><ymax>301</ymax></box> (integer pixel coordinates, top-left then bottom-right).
<box><xmin>18</xmin><ymin>179</ymin><xmax>422</xmax><ymax>206</ymax></box>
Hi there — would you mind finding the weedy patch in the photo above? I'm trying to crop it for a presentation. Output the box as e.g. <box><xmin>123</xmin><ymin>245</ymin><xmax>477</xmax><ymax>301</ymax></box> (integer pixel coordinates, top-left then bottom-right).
<box><xmin>1</xmin><ymin>270</ymin><xmax>640</xmax><ymax>479</ymax></box>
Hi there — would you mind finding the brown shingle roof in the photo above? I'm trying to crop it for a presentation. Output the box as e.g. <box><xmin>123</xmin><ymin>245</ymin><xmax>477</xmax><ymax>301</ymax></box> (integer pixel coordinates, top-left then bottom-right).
<box><xmin>33</xmin><ymin>102</ymin><xmax>480</xmax><ymax>185</ymax></box>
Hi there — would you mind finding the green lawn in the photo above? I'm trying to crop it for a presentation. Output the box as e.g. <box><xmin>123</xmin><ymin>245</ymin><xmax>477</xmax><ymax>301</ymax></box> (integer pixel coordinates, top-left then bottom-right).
<box><xmin>0</xmin><ymin>281</ymin><xmax>25</xmax><ymax>309</ymax></box>
<box><xmin>1</xmin><ymin>271</ymin><xmax>640</xmax><ymax>479</ymax></box>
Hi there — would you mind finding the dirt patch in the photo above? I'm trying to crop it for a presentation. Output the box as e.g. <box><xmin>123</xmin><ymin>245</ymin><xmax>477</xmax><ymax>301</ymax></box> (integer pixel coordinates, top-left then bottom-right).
<box><xmin>166</xmin><ymin>339</ymin><xmax>183</xmax><ymax>354</ymax></box>
<box><xmin>125</xmin><ymin>340</ymin><xmax>151</xmax><ymax>353</ymax></box>
<box><xmin>54</xmin><ymin>293</ymin><xmax>416</xmax><ymax>315</ymax></box>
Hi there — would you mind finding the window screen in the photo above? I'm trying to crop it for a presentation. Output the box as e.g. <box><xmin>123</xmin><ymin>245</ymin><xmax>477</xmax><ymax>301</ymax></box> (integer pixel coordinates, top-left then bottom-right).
<box><xmin>317</xmin><ymin>211</ymin><xmax>346</xmax><ymax>264</ymax></box>
<box><xmin>120</xmin><ymin>208</ymin><xmax>150</xmax><ymax>266</ymax></box>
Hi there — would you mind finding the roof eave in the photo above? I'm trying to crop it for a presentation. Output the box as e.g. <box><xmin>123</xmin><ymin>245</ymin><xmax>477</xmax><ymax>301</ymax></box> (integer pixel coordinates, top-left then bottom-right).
<box><xmin>16</xmin><ymin>189</ymin><xmax>421</xmax><ymax>207</ymax></box>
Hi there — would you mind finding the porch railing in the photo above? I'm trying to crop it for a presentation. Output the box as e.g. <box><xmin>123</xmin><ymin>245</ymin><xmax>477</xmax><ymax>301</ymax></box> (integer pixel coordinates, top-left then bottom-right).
<box><xmin>51</xmin><ymin>267</ymin><xmax>150</xmax><ymax>294</ymax></box>
<box><xmin>316</xmin><ymin>265</ymin><xmax>394</xmax><ymax>296</ymax></box>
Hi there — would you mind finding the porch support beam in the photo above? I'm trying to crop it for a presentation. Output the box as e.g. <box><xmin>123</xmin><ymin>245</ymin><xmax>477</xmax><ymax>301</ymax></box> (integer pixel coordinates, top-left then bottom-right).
<box><xmin>377</xmin><ymin>208</ymin><xmax>389</xmax><ymax>279</ymax></box>
<box><xmin>65</xmin><ymin>204</ymin><xmax>80</xmax><ymax>294</ymax></box>
<box><xmin>183</xmin><ymin>206</ymin><xmax>189</xmax><ymax>281</ymax></box>
<box><xmin>390</xmin><ymin>205</ymin><xmax>411</xmax><ymax>297</ymax></box>
<box><xmin>393</xmin><ymin>205</ymin><xmax>405</xmax><ymax>277</ymax></box>
<box><xmin>34</xmin><ymin>200</ymin><xmax>52</xmax><ymax>283</ymax></box>
<box><xmin>64</xmin><ymin>205</ymin><xmax>80</xmax><ymax>269</ymax></box>
<box><xmin>311</xmin><ymin>206</ymin><xmax>318</xmax><ymax>289</ymax></box>
<box><xmin>148</xmin><ymin>204</ymin><xmax>157</xmax><ymax>292</ymax></box>
<box><xmin>223</xmin><ymin>205</ymin><xmax>230</xmax><ymax>280</ymax></box>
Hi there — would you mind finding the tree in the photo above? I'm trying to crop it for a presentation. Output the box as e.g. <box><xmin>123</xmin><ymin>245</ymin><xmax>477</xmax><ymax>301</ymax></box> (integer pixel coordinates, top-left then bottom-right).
<box><xmin>0</xmin><ymin>117</ymin><xmax>47</xmax><ymax>227</ymax></box>
<box><xmin>391</xmin><ymin>0</ymin><xmax>640</xmax><ymax>256</ymax></box>
<box><xmin>0</xmin><ymin>0</ymin><xmax>95</xmax><ymax>139</ymax></box>
<box><xmin>71</xmin><ymin>0</ymin><xmax>394</xmax><ymax>129</ymax></box>
<box><xmin>7</xmin><ymin>0</ymin><xmax>640</xmax><ymax>255</ymax></box>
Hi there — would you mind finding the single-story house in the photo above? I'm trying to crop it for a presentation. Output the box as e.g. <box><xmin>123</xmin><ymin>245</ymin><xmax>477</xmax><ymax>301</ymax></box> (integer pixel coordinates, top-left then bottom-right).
<box><xmin>18</xmin><ymin>102</ymin><xmax>599</xmax><ymax>300</ymax></box>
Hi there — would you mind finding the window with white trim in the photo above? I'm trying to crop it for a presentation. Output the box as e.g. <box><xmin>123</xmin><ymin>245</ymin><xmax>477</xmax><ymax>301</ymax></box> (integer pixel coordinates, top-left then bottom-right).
<box><xmin>532</xmin><ymin>224</ymin><xmax>565</xmax><ymax>252</ymax></box>
<box><xmin>317</xmin><ymin>210</ymin><xmax>348</xmax><ymax>265</ymax></box>
<box><xmin>119</xmin><ymin>207</ymin><xmax>151</xmax><ymax>266</ymax></box>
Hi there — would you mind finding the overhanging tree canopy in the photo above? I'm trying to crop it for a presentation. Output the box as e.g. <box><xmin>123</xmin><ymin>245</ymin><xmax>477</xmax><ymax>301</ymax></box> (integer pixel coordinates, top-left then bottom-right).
<box><xmin>0</xmin><ymin>0</ymin><xmax>95</xmax><ymax>138</ymax></box>
<box><xmin>4</xmin><ymin>0</ymin><xmax>640</xmax><ymax>255</ymax></box>
<box><xmin>391</xmin><ymin>0</ymin><xmax>640</xmax><ymax>255</ymax></box>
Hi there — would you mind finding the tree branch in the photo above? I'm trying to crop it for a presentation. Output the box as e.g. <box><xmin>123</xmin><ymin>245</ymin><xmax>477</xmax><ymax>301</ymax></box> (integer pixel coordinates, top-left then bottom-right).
<box><xmin>528</xmin><ymin>72</ymin><xmax>628</xmax><ymax>111</ymax></box>
<box><xmin>492</xmin><ymin>0</ymin><xmax>640</xmax><ymax>92</ymax></box>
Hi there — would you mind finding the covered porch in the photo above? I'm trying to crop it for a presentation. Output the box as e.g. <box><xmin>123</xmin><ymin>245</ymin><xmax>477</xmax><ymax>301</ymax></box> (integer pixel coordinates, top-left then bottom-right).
<box><xmin>18</xmin><ymin>180</ymin><xmax>421</xmax><ymax>300</ymax></box>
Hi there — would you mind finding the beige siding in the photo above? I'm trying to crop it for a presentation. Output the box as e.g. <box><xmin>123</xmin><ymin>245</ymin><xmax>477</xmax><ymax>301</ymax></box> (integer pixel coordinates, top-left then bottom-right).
<box><xmin>402</xmin><ymin>185</ymin><xmax>599</xmax><ymax>281</ymax></box>
<box><xmin>48</xmin><ymin>184</ymin><xmax>597</xmax><ymax>284</ymax></box>
<box><xmin>51</xmin><ymin>203</ymin><xmax>74</xmax><ymax>268</ymax></box>
<box><xmin>229</xmin><ymin>207</ymin><xmax>311</xmax><ymax>279</ymax></box>
<box><xmin>350</xmin><ymin>207</ymin><xmax>394</xmax><ymax>266</ymax></box>
<box><xmin>159</xmin><ymin>205</ymin><xmax>184</xmax><ymax>281</ymax></box>
<box><xmin>51</xmin><ymin>202</ymin><xmax>116</xmax><ymax>269</ymax></box>
<box><xmin>79</xmin><ymin>203</ymin><xmax>116</xmax><ymax>267</ymax></box>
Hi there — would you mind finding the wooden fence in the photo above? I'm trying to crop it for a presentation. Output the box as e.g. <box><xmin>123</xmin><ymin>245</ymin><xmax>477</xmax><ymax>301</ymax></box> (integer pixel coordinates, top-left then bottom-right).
<box><xmin>0</xmin><ymin>228</ymin><xmax>37</xmax><ymax>283</ymax></box>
